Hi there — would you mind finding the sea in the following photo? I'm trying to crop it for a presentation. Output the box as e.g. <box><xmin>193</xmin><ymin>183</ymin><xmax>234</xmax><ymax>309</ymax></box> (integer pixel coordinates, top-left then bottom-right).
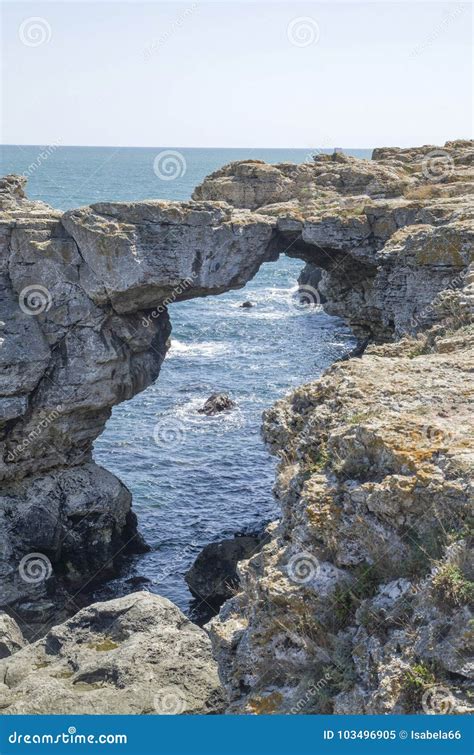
<box><xmin>0</xmin><ymin>145</ymin><xmax>370</xmax><ymax>617</ymax></box>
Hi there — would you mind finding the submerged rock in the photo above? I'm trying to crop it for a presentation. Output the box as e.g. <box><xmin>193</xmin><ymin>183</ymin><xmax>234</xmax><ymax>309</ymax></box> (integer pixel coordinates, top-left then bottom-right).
<box><xmin>0</xmin><ymin>592</ymin><xmax>225</xmax><ymax>715</ymax></box>
<box><xmin>198</xmin><ymin>393</ymin><xmax>236</xmax><ymax>415</ymax></box>
<box><xmin>241</xmin><ymin>300</ymin><xmax>254</xmax><ymax>308</ymax></box>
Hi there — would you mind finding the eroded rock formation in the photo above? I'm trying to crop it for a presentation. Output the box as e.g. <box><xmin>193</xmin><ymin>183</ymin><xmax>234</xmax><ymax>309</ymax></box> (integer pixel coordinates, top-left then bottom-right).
<box><xmin>0</xmin><ymin>140</ymin><xmax>472</xmax><ymax>715</ymax></box>
<box><xmin>0</xmin><ymin>592</ymin><xmax>224</xmax><ymax>714</ymax></box>
<box><xmin>204</xmin><ymin>142</ymin><xmax>474</xmax><ymax>714</ymax></box>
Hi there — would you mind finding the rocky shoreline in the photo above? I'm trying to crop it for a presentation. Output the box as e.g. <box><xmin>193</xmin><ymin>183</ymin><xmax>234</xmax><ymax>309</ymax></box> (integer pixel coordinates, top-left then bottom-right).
<box><xmin>0</xmin><ymin>141</ymin><xmax>472</xmax><ymax>714</ymax></box>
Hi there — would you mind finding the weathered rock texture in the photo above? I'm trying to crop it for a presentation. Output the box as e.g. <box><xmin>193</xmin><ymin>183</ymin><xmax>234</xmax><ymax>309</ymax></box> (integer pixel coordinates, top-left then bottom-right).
<box><xmin>0</xmin><ymin>179</ymin><xmax>275</xmax><ymax>632</ymax></box>
<box><xmin>205</xmin><ymin>142</ymin><xmax>474</xmax><ymax>714</ymax></box>
<box><xmin>0</xmin><ymin>140</ymin><xmax>473</xmax><ymax>715</ymax></box>
<box><xmin>0</xmin><ymin>613</ymin><xmax>25</xmax><ymax>659</ymax></box>
<box><xmin>194</xmin><ymin>142</ymin><xmax>474</xmax><ymax>341</ymax></box>
<box><xmin>0</xmin><ymin>592</ymin><xmax>225</xmax><ymax>714</ymax></box>
<box><xmin>186</xmin><ymin>530</ymin><xmax>269</xmax><ymax>610</ymax></box>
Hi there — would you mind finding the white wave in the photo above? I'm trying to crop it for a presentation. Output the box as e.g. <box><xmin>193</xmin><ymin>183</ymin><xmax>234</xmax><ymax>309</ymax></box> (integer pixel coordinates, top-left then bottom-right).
<box><xmin>168</xmin><ymin>339</ymin><xmax>231</xmax><ymax>358</ymax></box>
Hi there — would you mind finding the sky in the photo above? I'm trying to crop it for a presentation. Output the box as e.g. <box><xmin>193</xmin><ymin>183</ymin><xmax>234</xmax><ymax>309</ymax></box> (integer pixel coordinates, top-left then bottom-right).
<box><xmin>1</xmin><ymin>1</ymin><xmax>472</xmax><ymax>148</ymax></box>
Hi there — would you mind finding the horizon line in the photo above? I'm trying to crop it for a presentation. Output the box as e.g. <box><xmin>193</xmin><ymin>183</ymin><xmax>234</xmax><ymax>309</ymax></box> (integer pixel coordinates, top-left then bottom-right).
<box><xmin>1</xmin><ymin>143</ymin><xmax>373</xmax><ymax>150</ymax></box>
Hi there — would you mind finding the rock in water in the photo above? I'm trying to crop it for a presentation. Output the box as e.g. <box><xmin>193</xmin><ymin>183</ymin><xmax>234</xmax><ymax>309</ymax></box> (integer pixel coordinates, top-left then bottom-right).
<box><xmin>198</xmin><ymin>393</ymin><xmax>236</xmax><ymax>415</ymax></box>
<box><xmin>0</xmin><ymin>614</ymin><xmax>25</xmax><ymax>659</ymax></box>
<box><xmin>241</xmin><ymin>300</ymin><xmax>254</xmax><ymax>308</ymax></box>
<box><xmin>1</xmin><ymin>140</ymin><xmax>473</xmax><ymax>716</ymax></box>
<box><xmin>186</xmin><ymin>531</ymin><xmax>270</xmax><ymax>611</ymax></box>
<box><xmin>297</xmin><ymin>263</ymin><xmax>326</xmax><ymax>303</ymax></box>
<box><xmin>0</xmin><ymin>592</ymin><xmax>225</xmax><ymax>715</ymax></box>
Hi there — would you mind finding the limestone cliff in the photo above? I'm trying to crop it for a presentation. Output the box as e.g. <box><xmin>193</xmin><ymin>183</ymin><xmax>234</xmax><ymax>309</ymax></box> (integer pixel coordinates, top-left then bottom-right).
<box><xmin>204</xmin><ymin>142</ymin><xmax>474</xmax><ymax>714</ymax></box>
<box><xmin>0</xmin><ymin>141</ymin><xmax>472</xmax><ymax>715</ymax></box>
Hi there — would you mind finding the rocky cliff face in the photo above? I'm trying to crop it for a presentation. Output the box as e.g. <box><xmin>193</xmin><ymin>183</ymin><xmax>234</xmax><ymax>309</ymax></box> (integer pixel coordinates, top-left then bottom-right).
<box><xmin>204</xmin><ymin>142</ymin><xmax>474</xmax><ymax>714</ymax></box>
<box><xmin>0</xmin><ymin>141</ymin><xmax>472</xmax><ymax>715</ymax></box>
<box><xmin>0</xmin><ymin>180</ymin><xmax>277</xmax><ymax>633</ymax></box>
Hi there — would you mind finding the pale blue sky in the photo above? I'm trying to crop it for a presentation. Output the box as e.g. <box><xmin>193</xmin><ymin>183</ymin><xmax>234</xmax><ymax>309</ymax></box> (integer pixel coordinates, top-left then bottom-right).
<box><xmin>1</xmin><ymin>1</ymin><xmax>472</xmax><ymax>147</ymax></box>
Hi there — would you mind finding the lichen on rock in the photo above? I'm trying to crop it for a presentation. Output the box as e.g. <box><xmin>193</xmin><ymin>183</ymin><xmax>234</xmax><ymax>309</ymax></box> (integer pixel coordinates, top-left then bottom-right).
<box><xmin>0</xmin><ymin>139</ymin><xmax>473</xmax><ymax>714</ymax></box>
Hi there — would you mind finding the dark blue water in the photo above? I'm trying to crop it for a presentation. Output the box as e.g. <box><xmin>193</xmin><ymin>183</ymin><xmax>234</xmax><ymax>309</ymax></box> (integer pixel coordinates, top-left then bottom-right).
<box><xmin>0</xmin><ymin>146</ymin><xmax>362</xmax><ymax>614</ymax></box>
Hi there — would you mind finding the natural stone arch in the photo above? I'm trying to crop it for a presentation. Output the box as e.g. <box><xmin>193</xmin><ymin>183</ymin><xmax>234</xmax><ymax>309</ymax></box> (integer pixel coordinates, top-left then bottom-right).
<box><xmin>1</xmin><ymin>141</ymin><xmax>471</xmax><ymax>633</ymax></box>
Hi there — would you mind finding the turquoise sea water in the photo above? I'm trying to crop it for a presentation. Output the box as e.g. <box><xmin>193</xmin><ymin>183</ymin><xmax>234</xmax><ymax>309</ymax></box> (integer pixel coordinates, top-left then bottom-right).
<box><xmin>0</xmin><ymin>146</ymin><xmax>366</xmax><ymax>615</ymax></box>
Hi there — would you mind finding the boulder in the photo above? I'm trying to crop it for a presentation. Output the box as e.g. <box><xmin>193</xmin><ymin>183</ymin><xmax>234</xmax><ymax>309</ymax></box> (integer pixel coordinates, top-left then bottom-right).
<box><xmin>186</xmin><ymin>531</ymin><xmax>269</xmax><ymax>610</ymax></box>
<box><xmin>0</xmin><ymin>592</ymin><xmax>225</xmax><ymax>715</ymax></box>
<box><xmin>198</xmin><ymin>393</ymin><xmax>236</xmax><ymax>416</ymax></box>
<box><xmin>297</xmin><ymin>263</ymin><xmax>326</xmax><ymax>303</ymax></box>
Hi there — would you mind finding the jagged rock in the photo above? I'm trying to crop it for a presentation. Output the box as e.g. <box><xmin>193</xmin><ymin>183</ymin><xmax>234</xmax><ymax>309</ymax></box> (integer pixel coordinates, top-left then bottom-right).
<box><xmin>0</xmin><ymin>462</ymin><xmax>147</xmax><ymax>637</ymax></box>
<box><xmin>0</xmin><ymin>614</ymin><xmax>25</xmax><ymax>658</ymax></box>
<box><xmin>0</xmin><ymin>592</ymin><xmax>225</xmax><ymax>714</ymax></box>
<box><xmin>192</xmin><ymin>154</ymin><xmax>413</xmax><ymax>209</ymax></box>
<box><xmin>185</xmin><ymin>531</ymin><xmax>270</xmax><ymax>610</ymax></box>
<box><xmin>209</xmin><ymin>322</ymin><xmax>474</xmax><ymax>714</ymax></box>
<box><xmin>198</xmin><ymin>393</ymin><xmax>236</xmax><ymax>415</ymax></box>
<box><xmin>1</xmin><ymin>139</ymin><xmax>473</xmax><ymax>716</ymax></box>
<box><xmin>297</xmin><ymin>263</ymin><xmax>326</xmax><ymax>303</ymax></box>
